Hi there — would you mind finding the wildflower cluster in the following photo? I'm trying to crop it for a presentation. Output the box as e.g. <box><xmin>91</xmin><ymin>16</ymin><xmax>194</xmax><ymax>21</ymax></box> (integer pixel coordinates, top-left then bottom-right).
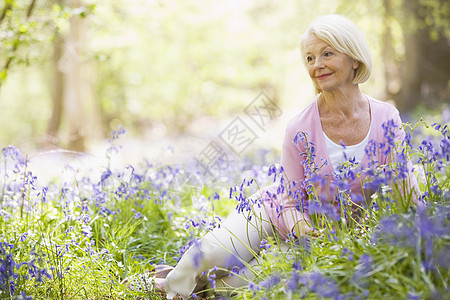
<box><xmin>232</xmin><ymin>119</ymin><xmax>449</xmax><ymax>299</ymax></box>
<box><xmin>0</xmin><ymin>116</ymin><xmax>447</xmax><ymax>299</ymax></box>
<box><xmin>0</xmin><ymin>241</ymin><xmax>50</xmax><ymax>299</ymax></box>
<box><xmin>0</xmin><ymin>126</ymin><xmax>276</xmax><ymax>299</ymax></box>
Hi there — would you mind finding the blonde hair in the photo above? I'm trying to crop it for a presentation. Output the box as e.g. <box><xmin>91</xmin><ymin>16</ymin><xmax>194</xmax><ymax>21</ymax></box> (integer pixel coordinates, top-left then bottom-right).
<box><xmin>300</xmin><ymin>14</ymin><xmax>372</xmax><ymax>94</ymax></box>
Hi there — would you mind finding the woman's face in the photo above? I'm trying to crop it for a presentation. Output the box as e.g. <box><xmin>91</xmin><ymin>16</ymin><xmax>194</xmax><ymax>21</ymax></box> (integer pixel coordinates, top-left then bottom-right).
<box><xmin>304</xmin><ymin>34</ymin><xmax>359</xmax><ymax>93</ymax></box>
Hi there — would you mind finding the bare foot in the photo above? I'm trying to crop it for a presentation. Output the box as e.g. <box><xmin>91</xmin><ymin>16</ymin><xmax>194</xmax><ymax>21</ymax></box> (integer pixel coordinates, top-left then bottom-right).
<box><xmin>155</xmin><ymin>264</ymin><xmax>174</xmax><ymax>279</ymax></box>
<box><xmin>154</xmin><ymin>277</ymin><xmax>165</xmax><ymax>292</ymax></box>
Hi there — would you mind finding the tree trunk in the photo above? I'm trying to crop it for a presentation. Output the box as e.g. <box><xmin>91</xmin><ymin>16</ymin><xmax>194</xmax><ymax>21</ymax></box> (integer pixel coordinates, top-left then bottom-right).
<box><xmin>65</xmin><ymin>0</ymin><xmax>85</xmax><ymax>151</ymax></box>
<box><xmin>381</xmin><ymin>0</ymin><xmax>402</xmax><ymax>99</ymax></box>
<box><xmin>397</xmin><ymin>0</ymin><xmax>450</xmax><ymax>111</ymax></box>
<box><xmin>46</xmin><ymin>31</ymin><xmax>64</xmax><ymax>146</ymax></box>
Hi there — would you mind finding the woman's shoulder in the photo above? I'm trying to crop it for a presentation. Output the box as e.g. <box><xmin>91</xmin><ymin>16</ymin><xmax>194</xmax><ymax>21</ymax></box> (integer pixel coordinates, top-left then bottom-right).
<box><xmin>367</xmin><ymin>95</ymin><xmax>400</xmax><ymax>116</ymax></box>
<box><xmin>285</xmin><ymin>100</ymin><xmax>318</xmax><ymax>136</ymax></box>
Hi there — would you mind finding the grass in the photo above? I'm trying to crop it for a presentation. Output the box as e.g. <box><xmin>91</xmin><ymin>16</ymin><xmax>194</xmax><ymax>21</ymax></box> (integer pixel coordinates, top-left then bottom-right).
<box><xmin>0</xmin><ymin>119</ymin><xmax>448</xmax><ymax>299</ymax></box>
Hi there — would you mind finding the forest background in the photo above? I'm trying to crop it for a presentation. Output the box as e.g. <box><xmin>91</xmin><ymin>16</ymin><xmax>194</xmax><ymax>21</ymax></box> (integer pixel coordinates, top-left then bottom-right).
<box><xmin>0</xmin><ymin>1</ymin><xmax>448</xmax><ymax>299</ymax></box>
<box><xmin>0</xmin><ymin>0</ymin><xmax>449</xmax><ymax>169</ymax></box>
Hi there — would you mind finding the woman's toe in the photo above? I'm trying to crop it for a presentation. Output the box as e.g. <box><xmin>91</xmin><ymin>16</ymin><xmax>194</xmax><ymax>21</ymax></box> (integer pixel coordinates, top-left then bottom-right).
<box><xmin>154</xmin><ymin>277</ymin><xmax>166</xmax><ymax>292</ymax></box>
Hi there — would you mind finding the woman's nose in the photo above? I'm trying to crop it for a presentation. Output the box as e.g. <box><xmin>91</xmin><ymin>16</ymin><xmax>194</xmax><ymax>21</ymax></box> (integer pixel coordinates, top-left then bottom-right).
<box><xmin>314</xmin><ymin>57</ymin><xmax>324</xmax><ymax>69</ymax></box>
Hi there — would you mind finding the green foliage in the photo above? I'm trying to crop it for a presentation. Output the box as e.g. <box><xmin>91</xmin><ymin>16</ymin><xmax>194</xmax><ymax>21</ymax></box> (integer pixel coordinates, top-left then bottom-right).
<box><xmin>0</xmin><ymin>118</ymin><xmax>448</xmax><ymax>299</ymax></box>
<box><xmin>0</xmin><ymin>0</ymin><xmax>52</xmax><ymax>84</ymax></box>
<box><xmin>225</xmin><ymin>119</ymin><xmax>449</xmax><ymax>300</ymax></box>
<box><xmin>90</xmin><ymin>1</ymin><xmax>305</xmax><ymax>135</ymax></box>
<box><xmin>0</xmin><ymin>133</ymin><xmax>237</xmax><ymax>298</ymax></box>
<box><xmin>0</xmin><ymin>0</ymin><xmax>448</xmax><ymax>148</ymax></box>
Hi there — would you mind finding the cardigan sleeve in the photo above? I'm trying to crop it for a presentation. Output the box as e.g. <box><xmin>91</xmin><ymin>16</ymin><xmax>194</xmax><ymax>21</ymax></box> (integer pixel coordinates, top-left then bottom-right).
<box><xmin>271</xmin><ymin>124</ymin><xmax>312</xmax><ymax>237</ymax></box>
<box><xmin>392</xmin><ymin>110</ymin><xmax>422</xmax><ymax>205</ymax></box>
<box><xmin>281</xmin><ymin>126</ymin><xmax>304</xmax><ymax>182</ymax></box>
<box><xmin>377</xmin><ymin>105</ymin><xmax>421</xmax><ymax>205</ymax></box>
<box><xmin>261</xmin><ymin>119</ymin><xmax>313</xmax><ymax>239</ymax></box>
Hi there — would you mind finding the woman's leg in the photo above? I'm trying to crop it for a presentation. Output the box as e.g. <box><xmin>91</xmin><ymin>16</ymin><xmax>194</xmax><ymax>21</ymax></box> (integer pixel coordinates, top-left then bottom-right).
<box><xmin>214</xmin><ymin>240</ymin><xmax>289</xmax><ymax>297</ymax></box>
<box><xmin>164</xmin><ymin>205</ymin><xmax>274</xmax><ymax>299</ymax></box>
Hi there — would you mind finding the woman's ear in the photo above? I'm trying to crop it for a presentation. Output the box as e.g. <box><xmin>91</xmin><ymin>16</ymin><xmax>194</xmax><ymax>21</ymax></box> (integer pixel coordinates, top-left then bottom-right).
<box><xmin>353</xmin><ymin>60</ymin><xmax>360</xmax><ymax>70</ymax></box>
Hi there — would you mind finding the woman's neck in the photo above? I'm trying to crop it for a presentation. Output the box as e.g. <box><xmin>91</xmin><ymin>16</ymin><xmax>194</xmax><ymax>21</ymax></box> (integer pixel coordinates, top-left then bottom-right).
<box><xmin>318</xmin><ymin>87</ymin><xmax>365</xmax><ymax>118</ymax></box>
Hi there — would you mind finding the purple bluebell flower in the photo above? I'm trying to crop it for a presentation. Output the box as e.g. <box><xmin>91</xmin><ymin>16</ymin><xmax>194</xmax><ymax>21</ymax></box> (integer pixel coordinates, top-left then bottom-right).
<box><xmin>131</xmin><ymin>208</ymin><xmax>141</xmax><ymax>219</ymax></box>
<box><xmin>293</xmin><ymin>131</ymin><xmax>309</xmax><ymax>146</ymax></box>
<box><xmin>228</xmin><ymin>266</ymin><xmax>241</xmax><ymax>277</ymax></box>
<box><xmin>341</xmin><ymin>248</ymin><xmax>354</xmax><ymax>261</ymax></box>
<box><xmin>2</xmin><ymin>146</ymin><xmax>27</xmax><ymax>173</ymax></box>
<box><xmin>298</xmin><ymin>272</ymin><xmax>341</xmax><ymax>299</ymax></box>
<box><xmin>19</xmin><ymin>233</ymin><xmax>28</xmax><ymax>242</ymax></box>
<box><xmin>307</xmin><ymin>200</ymin><xmax>340</xmax><ymax>221</ymax></box>
<box><xmin>364</xmin><ymin>139</ymin><xmax>378</xmax><ymax>160</ymax></box>
<box><xmin>248</xmin><ymin>281</ymin><xmax>261</xmax><ymax>293</ymax></box>
<box><xmin>188</xmin><ymin>239</ymin><xmax>203</xmax><ymax>268</ymax></box>
<box><xmin>351</xmin><ymin>254</ymin><xmax>372</xmax><ymax>289</ymax></box>
<box><xmin>287</xmin><ymin>271</ymin><xmax>300</xmax><ymax>291</ymax></box>
<box><xmin>259</xmin><ymin>240</ymin><xmax>271</xmax><ymax>250</ymax></box>
<box><xmin>407</xmin><ymin>292</ymin><xmax>420</xmax><ymax>300</ymax></box>
<box><xmin>207</xmin><ymin>271</ymin><xmax>216</xmax><ymax>289</ymax></box>
<box><xmin>20</xmin><ymin>291</ymin><xmax>32</xmax><ymax>300</ymax></box>
<box><xmin>260</xmin><ymin>274</ymin><xmax>280</xmax><ymax>290</ymax></box>
<box><xmin>381</xmin><ymin>119</ymin><xmax>398</xmax><ymax>155</ymax></box>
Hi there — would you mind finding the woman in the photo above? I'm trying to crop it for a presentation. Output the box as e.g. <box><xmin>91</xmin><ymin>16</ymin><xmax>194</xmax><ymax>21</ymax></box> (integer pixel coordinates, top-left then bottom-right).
<box><xmin>132</xmin><ymin>14</ymin><xmax>418</xmax><ymax>299</ymax></box>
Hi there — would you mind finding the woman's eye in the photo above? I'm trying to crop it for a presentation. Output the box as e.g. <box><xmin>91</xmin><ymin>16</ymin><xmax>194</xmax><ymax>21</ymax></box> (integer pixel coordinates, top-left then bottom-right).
<box><xmin>324</xmin><ymin>51</ymin><xmax>333</xmax><ymax>57</ymax></box>
<box><xmin>306</xmin><ymin>56</ymin><xmax>314</xmax><ymax>63</ymax></box>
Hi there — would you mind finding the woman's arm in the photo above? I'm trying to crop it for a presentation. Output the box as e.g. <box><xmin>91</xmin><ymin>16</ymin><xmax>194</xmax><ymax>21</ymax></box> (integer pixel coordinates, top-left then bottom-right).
<box><xmin>279</xmin><ymin>127</ymin><xmax>313</xmax><ymax>237</ymax></box>
<box><xmin>391</xmin><ymin>111</ymin><xmax>422</xmax><ymax>205</ymax></box>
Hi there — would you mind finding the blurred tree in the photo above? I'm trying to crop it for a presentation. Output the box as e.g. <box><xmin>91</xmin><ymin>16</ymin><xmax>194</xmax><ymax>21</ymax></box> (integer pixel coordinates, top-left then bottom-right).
<box><xmin>60</xmin><ymin>0</ymin><xmax>87</xmax><ymax>151</ymax></box>
<box><xmin>396</xmin><ymin>0</ymin><xmax>450</xmax><ymax>111</ymax></box>
<box><xmin>0</xmin><ymin>0</ymin><xmax>38</xmax><ymax>85</ymax></box>
<box><xmin>46</xmin><ymin>0</ymin><xmax>99</xmax><ymax>151</ymax></box>
<box><xmin>338</xmin><ymin>0</ymin><xmax>449</xmax><ymax>110</ymax></box>
<box><xmin>47</xmin><ymin>11</ymin><xmax>64</xmax><ymax>145</ymax></box>
<box><xmin>381</xmin><ymin>0</ymin><xmax>402</xmax><ymax>99</ymax></box>
<box><xmin>0</xmin><ymin>0</ymin><xmax>448</xmax><ymax>151</ymax></box>
<box><xmin>90</xmin><ymin>0</ymin><xmax>295</xmax><ymax>136</ymax></box>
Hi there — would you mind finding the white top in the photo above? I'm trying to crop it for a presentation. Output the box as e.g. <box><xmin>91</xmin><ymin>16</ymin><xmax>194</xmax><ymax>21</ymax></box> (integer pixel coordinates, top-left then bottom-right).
<box><xmin>323</xmin><ymin>128</ymin><xmax>371</xmax><ymax>172</ymax></box>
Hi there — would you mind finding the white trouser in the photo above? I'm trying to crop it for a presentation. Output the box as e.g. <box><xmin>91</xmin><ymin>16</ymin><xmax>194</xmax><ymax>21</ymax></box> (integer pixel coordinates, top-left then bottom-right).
<box><xmin>164</xmin><ymin>205</ymin><xmax>275</xmax><ymax>299</ymax></box>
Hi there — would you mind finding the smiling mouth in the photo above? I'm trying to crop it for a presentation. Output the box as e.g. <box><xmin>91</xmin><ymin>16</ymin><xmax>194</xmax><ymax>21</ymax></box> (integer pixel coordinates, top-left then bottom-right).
<box><xmin>316</xmin><ymin>73</ymin><xmax>332</xmax><ymax>80</ymax></box>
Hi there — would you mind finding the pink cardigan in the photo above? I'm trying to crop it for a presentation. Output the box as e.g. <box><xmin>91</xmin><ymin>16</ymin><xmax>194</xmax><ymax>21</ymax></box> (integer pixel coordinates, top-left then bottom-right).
<box><xmin>262</xmin><ymin>95</ymin><xmax>411</xmax><ymax>237</ymax></box>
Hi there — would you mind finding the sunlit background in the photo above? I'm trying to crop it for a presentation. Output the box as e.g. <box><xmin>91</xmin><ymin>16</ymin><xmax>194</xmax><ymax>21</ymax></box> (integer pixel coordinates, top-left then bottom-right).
<box><xmin>0</xmin><ymin>0</ymin><xmax>448</xmax><ymax>175</ymax></box>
